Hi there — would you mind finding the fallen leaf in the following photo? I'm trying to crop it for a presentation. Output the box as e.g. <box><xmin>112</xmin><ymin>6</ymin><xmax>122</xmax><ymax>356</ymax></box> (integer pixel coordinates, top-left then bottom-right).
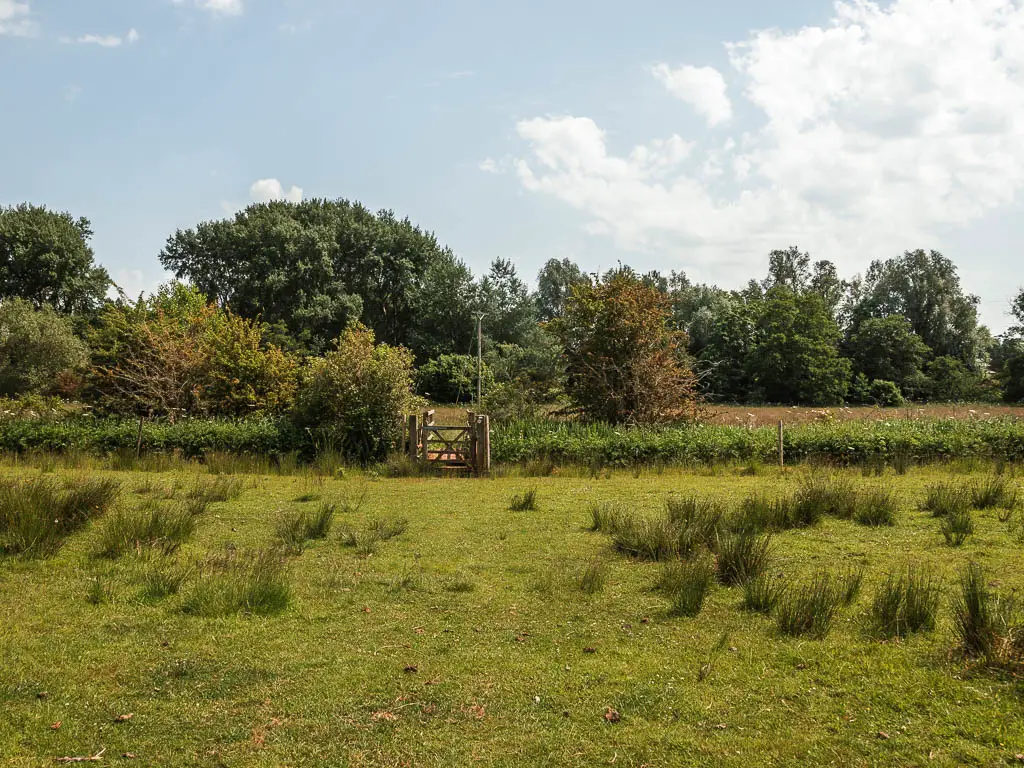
<box><xmin>877</xmin><ymin>731</ymin><xmax>890</xmax><ymax>740</ymax></box>
<box><xmin>583</xmin><ymin>647</ymin><xmax>597</xmax><ymax>654</ymax></box>
<box><xmin>640</xmin><ymin>617</ymin><xmax>650</xmax><ymax>624</ymax></box>
<box><xmin>604</xmin><ymin>707</ymin><xmax>621</xmax><ymax>723</ymax></box>
<box><xmin>113</xmin><ymin>713</ymin><xmax>133</xmax><ymax>723</ymax></box>
<box><xmin>122</xmin><ymin>753</ymin><xmax>136</xmax><ymax>759</ymax></box>
<box><xmin>403</xmin><ymin>665</ymin><xmax>418</xmax><ymax>674</ymax></box>
<box><xmin>50</xmin><ymin>721</ymin><xmax>61</xmax><ymax>730</ymax></box>
<box><xmin>37</xmin><ymin>691</ymin><xmax>49</xmax><ymax>700</ymax></box>
<box><xmin>715</xmin><ymin>723</ymin><xmax>728</xmax><ymax>730</ymax></box>
<box><xmin>414</xmin><ymin>627</ymin><xmax>425</xmax><ymax>635</ymax></box>
<box><xmin>372</xmin><ymin>710</ymin><xmax>398</xmax><ymax>722</ymax></box>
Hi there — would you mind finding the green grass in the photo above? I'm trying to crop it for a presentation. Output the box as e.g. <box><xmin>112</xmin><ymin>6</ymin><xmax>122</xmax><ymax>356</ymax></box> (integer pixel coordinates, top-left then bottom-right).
<box><xmin>2</xmin><ymin>462</ymin><xmax>1024</xmax><ymax>765</ymax></box>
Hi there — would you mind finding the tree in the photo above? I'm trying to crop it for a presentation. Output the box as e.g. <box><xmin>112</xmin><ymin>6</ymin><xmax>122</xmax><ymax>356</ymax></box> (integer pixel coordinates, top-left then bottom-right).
<box><xmin>293</xmin><ymin>324</ymin><xmax>416</xmax><ymax>462</ymax></box>
<box><xmin>746</xmin><ymin>288</ymin><xmax>851</xmax><ymax>405</ymax></box>
<box><xmin>159</xmin><ymin>199</ymin><xmax>472</xmax><ymax>357</ymax></box>
<box><xmin>475</xmin><ymin>258</ymin><xmax>538</xmax><ymax>348</ymax></box>
<box><xmin>845</xmin><ymin>316</ymin><xmax>930</xmax><ymax>395</ymax></box>
<box><xmin>86</xmin><ymin>283</ymin><xmax>298</xmax><ymax>417</ymax></box>
<box><xmin>415</xmin><ymin>354</ymin><xmax>491</xmax><ymax>403</ymax></box>
<box><xmin>536</xmin><ymin>258</ymin><xmax>591</xmax><ymax>322</ymax></box>
<box><xmin>550</xmin><ymin>273</ymin><xmax>698</xmax><ymax>423</ymax></box>
<box><xmin>0</xmin><ymin>299</ymin><xmax>88</xmax><ymax>396</ymax></box>
<box><xmin>0</xmin><ymin>204</ymin><xmax>111</xmax><ymax>313</ymax></box>
<box><xmin>761</xmin><ymin>246</ymin><xmax>811</xmax><ymax>293</ymax></box>
<box><xmin>850</xmin><ymin>250</ymin><xmax>982</xmax><ymax>365</ymax></box>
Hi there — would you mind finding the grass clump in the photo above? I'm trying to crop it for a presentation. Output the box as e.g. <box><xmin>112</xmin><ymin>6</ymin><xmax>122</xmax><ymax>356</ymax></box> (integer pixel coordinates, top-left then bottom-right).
<box><xmin>794</xmin><ymin>473</ymin><xmax>858</xmax><ymax>523</ymax></box>
<box><xmin>187</xmin><ymin>476</ymin><xmax>244</xmax><ymax>504</ymax></box>
<box><xmin>443</xmin><ymin>571</ymin><xmax>476</xmax><ymax>593</ymax></box>
<box><xmin>95</xmin><ymin>501</ymin><xmax>195</xmax><ymax>558</ymax></box>
<box><xmin>869</xmin><ymin>565</ymin><xmax>941</xmax><ymax>638</ymax></box>
<box><xmin>713</xmin><ymin>530</ymin><xmax>772</xmax><ymax>586</ymax></box>
<box><xmin>276</xmin><ymin>503</ymin><xmax>336</xmax><ymax>554</ymax></box>
<box><xmin>578</xmin><ymin>557</ymin><xmax>610</xmax><ymax>595</ymax></box>
<box><xmin>941</xmin><ymin>506</ymin><xmax>974</xmax><ymax>546</ymax></box>
<box><xmin>667</xmin><ymin>495</ymin><xmax>723</xmax><ymax>552</ymax></box>
<box><xmin>140</xmin><ymin>559</ymin><xmax>191</xmax><ymax>600</ymax></box>
<box><xmin>839</xmin><ymin>565</ymin><xmax>865</xmax><ymax>605</ymax></box>
<box><xmin>731</xmin><ymin>494</ymin><xmax>792</xmax><ymax>533</ymax></box>
<box><xmin>775</xmin><ymin>571</ymin><xmax>844</xmax><ymax>639</ymax></box>
<box><xmin>662</xmin><ymin>557</ymin><xmax>715</xmax><ymax>617</ymax></box>
<box><xmin>509</xmin><ymin>487</ymin><xmax>538</xmax><ymax>511</ymax></box>
<box><xmin>587</xmin><ymin>501</ymin><xmax>620</xmax><ymax>533</ymax></box>
<box><xmin>85</xmin><ymin>574</ymin><xmax>109</xmax><ymax>605</ymax></box>
<box><xmin>742</xmin><ymin>572</ymin><xmax>782</xmax><ymax>615</ymax></box>
<box><xmin>339</xmin><ymin>516</ymin><xmax>408</xmax><ymax>556</ymax></box>
<box><xmin>182</xmin><ymin>548</ymin><xmax>290</xmax><ymax>617</ymax></box>
<box><xmin>970</xmin><ymin>475</ymin><xmax>1018</xmax><ymax>511</ymax></box>
<box><xmin>611</xmin><ymin>513</ymin><xmax>679</xmax><ymax>561</ymax></box>
<box><xmin>854</xmin><ymin>489</ymin><xmax>898</xmax><ymax>526</ymax></box>
<box><xmin>921</xmin><ymin>483</ymin><xmax>970</xmax><ymax>518</ymax></box>
<box><xmin>0</xmin><ymin>476</ymin><xmax>120</xmax><ymax>558</ymax></box>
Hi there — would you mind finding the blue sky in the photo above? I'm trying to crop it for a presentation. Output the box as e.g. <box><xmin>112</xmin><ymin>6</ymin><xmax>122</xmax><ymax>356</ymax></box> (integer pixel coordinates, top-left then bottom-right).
<box><xmin>2</xmin><ymin>0</ymin><xmax>1022</xmax><ymax>331</ymax></box>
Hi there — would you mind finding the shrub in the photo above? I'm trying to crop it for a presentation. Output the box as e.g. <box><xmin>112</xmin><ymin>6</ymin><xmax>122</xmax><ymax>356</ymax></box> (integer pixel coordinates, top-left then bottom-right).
<box><xmin>854</xmin><ymin>490</ymin><xmax>898</xmax><ymax>526</ymax></box>
<box><xmin>714</xmin><ymin>530</ymin><xmax>772</xmax><ymax>586</ymax></box>
<box><xmin>941</xmin><ymin>507</ymin><xmax>974</xmax><ymax>546</ymax></box>
<box><xmin>0</xmin><ymin>476</ymin><xmax>120</xmax><ymax>558</ymax></box>
<box><xmin>775</xmin><ymin>571</ymin><xmax>844</xmax><ymax>638</ymax></box>
<box><xmin>869</xmin><ymin>379</ymin><xmax>905</xmax><ymax>407</ymax></box>
<box><xmin>664</xmin><ymin>557</ymin><xmax>715</xmax><ymax>617</ymax></box>
<box><xmin>95</xmin><ymin>501</ymin><xmax>195</xmax><ymax>558</ymax></box>
<box><xmin>182</xmin><ymin>548</ymin><xmax>290</xmax><ymax>617</ymax></box>
<box><xmin>921</xmin><ymin>483</ymin><xmax>971</xmax><ymax>518</ymax></box>
<box><xmin>509</xmin><ymin>488</ymin><xmax>538</xmax><ymax>511</ymax></box>
<box><xmin>415</xmin><ymin>354</ymin><xmax>492</xmax><ymax>403</ymax></box>
<box><xmin>578</xmin><ymin>558</ymin><xmax>610</xmax><ymax>595</ymax></box>
<box><xmin>870</xmin><ymin>565</ymin><xmax>941</xmax><ymax>638</ymax></box>
<box><xmin>0</xmin><ymin>299</ymin><xmax>88</xmax><ymax>397</ymax></box>
<box><xmin>970</xmin><ymin>475</ymin><xmax>1017</xmax><ymax>510</ymax></box>
<box><xmin>742</xmin><ymin>573</ymin><xmax>782</xmax><ymax>614</ymax></box>
<box><xmin>293</xmin><ymin>324</ymin><xmax>416</xmax><ymax>463</ymax></box>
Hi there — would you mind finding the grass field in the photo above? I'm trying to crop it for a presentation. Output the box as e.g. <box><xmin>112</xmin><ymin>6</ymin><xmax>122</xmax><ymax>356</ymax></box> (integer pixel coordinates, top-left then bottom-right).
<box><xmin>2</xmin><ymin>462</ymin><xmax>1024</xmax><ymax>766</ymax></box>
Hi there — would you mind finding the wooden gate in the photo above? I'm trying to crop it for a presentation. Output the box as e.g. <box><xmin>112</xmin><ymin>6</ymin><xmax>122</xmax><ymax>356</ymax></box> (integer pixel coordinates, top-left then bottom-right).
<box><xmin>406</xmin><ymin>410</ymin><xmax>490</xmax><ymax>475</ymax></box>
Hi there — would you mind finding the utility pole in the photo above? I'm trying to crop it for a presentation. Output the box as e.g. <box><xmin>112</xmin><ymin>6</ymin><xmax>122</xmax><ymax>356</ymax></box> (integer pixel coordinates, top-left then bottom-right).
<box><xmin>476</xmin><ymin>314</ymin><xmax>484</xmax><ymax>407</ymax></box>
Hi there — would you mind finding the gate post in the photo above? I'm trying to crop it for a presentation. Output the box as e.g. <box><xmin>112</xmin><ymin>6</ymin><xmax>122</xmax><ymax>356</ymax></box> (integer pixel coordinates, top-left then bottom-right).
<box><xmin>476</xmin><ymin>415</ymin><xmax>490</xmax><ymax>475</ymax></box>
<box><xmin>407</xmin><ymin>414</ymin><xmax>419</xmax><ymax>460</ymax></box>
<box><xmin>467</xmin><ymin>411</ymin><xmax>477</xmax><ymax>473</ymax></box>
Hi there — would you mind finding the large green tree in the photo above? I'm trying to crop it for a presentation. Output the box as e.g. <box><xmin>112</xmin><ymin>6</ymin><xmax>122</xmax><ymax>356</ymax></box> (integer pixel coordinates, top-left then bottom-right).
<box><xmin>746</xmin><ymin>288</ymin><xmax>851</xmax><ymax>405</ymax></box>
<box><xmin>0</xmin><ymin>204</ymin><xmax>111</xmax><ymax>314</ymax></box>
<box><xmin>845</xmin><ymin>316</ymin><xmax>930</xmax><ymax>394</ymax></box>
<box><xmin>535</xmin><ymin>258</ymin><xmax>591</xmax><ymax>322</ymax></box>
<box><xmin>0</xmin><ymin>299</ymin><xmax>89</xmax><ymax>396</ymax></box>
<box><xmin>159</xmin><ymin>199</ymin><xmax>475</xmax><ymax>358</ymax></box>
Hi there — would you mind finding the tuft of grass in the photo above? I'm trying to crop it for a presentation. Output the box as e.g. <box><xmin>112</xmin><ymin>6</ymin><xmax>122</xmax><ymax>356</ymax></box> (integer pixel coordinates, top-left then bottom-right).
<box><xmin>276</xmin><ymin>502</ymin><xmax>337</xmax><ymax>555</ymax></box>
<box><xmin>181</xmin><ymin>548</ymin><xmax>290</xmax><ymax>617</ymax></box>
<box><xmin>85</xmin><ymin>574</ymin><xmax>109</xmax><ymax>605</ymax></box>
<box><xmin>667</xmin><ymin>495</ymin><xmax>723</xmax><ymax>553</ymax></box>
<box><xmin>921</xmin><ymin>483</ymin><xmax>970</xmax><ymax>518</ymax></box>
<box><xmin>187</xmin><ymin>476</ymin><xmax>244</xmax><ymax>504</ymax></box>
<box><xmin>140</xmin><ymin>559</ymin><xmax>191</xmax><ymax>600</ymax></box>
<box><xmin>294</xmin><ymin>492</ymin><xmax>321</xmax><ymax>503</ymax></box>
<box><xmin>731</xmin><ymin>494</ymin><xmax>792</xmax><ymax>533</ymax></box>
<box><xmin>443</xmin><ymin>571</ymin><xmax>476</xmax><ymax>593</ymax></box>
<box><xmin>509</xmin><ymin>487</ymin><xmax>538</xmax><ymax>511</ymax></box>
<box><xmin>339</xmin><ymin>516</ymin><xmax>407</xmax><ymax>556</ymax></box>
<box><xmin>794</xmin><ymin>473</ymin><xmax>858</xmax><ymax>523</ymax></box>
<box><xmin>854</xmin><ymin>489</ymin><xmax>898</xmax><ymax>527</ymax></box>
<box><xmin>611</xmin><ymin>513</ymin><xmax>679</xmax><ymax>561</ymax></box>
<box><xmin>665</xmin><ymin>557</ymin><xmax>715</xmax><ymax>618</ymax></box>
<box><xmin>587</xmin><ymin>501</ymin><xmax>620</xmax><ymax>533</ymax></box>
<box><xmin>775</xmin><ymin>571</ymin><xmax>844</xmax><ymax>639</ymax></box>
<box><xmin>0</xmin><ymin>476</ymin><xmax>120</xmax><ymax>558</ymax></box>
<box><xmin>870</xmin><ymin>565</ymin><xmax>941</xmax><ymax>638</ymax></box>
<box><xmin>970</xmin><ymin>475</ymin><xmax>1018</xmax><ymax>510</ymax></box>
<box><xmin>742</xmin><ymin>572</ymin><xmax>782</xmax><ymax>615</ymax></box>
<box><xmin>953</xmin><ymin>562</ymin><xmax>999</xmax><ymax>658</ymax></box>
<box><xmin>713</xmin><ymin>530</ymin><xmax>772</xmax><ymax>586</ymax></box>
<box><xmin>95</xmin><ymin>501</ymin><xmax>195</xmax><ymax>558</ymax></box>
<box><xmin>578</xmin><ymin>557</ymin><xmax>610</xmax><ymax>595</ymax></box>
<box><xmin>839</xmin><ymin>565</ymin><xmax>865</xmax><ymax>605</ymax></box>
<box><xmin>941</xmin><ymin>506</ymin><xmax>974</xmax><ymax>547</ymax></box>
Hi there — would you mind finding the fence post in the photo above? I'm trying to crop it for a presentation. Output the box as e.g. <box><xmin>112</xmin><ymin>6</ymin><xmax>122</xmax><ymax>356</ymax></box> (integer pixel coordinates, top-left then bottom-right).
<box><xmin>477</xmin><ymin>415</ymin><xmax>490</xmax><ymax>475</ymax></box>
<box><xmin>778</xmin><ymin>420</ymin><xmax>785</xmax><ymax>468</ymax></box>
<box><xmin>407</xmin><ymin>414</ymin><xmax>419</xmax><ymax>460</ymax></box>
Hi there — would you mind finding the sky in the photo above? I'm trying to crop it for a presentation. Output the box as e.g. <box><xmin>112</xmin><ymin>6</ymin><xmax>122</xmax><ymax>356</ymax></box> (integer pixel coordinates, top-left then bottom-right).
<box><xmin>1</xmin><ymin>0</ymin><xmax>1023</xmax><ymax>332</ymax></box>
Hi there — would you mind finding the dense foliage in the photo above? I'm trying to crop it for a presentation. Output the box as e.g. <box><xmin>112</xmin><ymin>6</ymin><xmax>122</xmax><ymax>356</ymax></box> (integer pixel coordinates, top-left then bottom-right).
<box><xmin>0</xmin><ymin>299</ymin><xmax>88</xmax><ymax>397</ymax></box>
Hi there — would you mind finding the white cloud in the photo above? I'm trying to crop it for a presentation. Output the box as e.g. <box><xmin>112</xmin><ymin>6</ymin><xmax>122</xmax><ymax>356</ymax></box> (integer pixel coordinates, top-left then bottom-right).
<box><xmin>250</xmin><ymin>179</ymin><xmax>303</xmax><ymax>204</ymax></box>
<box><xmin>652</xmin><ymin>64</ymin><xmax>732</xmax><ymax>126</ymax></box>
<box><xmin>0</xmin><ymin>0</ymin><xmax>34</xmax><ymax>37</ymax></box>
<box><xmin>62</xmin><ymin>28</ymin><xmax>139</xmax><ymax>47</ymax></box>
<box><xmin>508</xmin><ymin>0</ymin><xmax>1024</xmax><ymax>277</ymax></box>
<box><xmin>173</xmin><ymin>0</ymin><xmax>243</xmax><ymax>16</ymax></box>
<box><xmin>126</xmin><ymin>28</ymin><xmax>139</xmax><ymax>43</ymax></box>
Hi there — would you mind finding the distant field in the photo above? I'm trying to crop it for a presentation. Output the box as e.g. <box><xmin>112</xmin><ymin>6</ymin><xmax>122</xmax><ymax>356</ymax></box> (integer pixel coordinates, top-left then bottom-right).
<box><xmin>2</xmin><ymin>462</ymin><xmax>1023</xmax><ymax>766</ymax></box>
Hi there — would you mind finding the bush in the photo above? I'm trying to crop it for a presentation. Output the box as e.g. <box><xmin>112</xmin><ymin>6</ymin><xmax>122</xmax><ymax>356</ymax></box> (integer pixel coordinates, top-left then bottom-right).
<box><xmin>0</xmin><ymin>476</ymin><xmax>120</xmax><ymax>558</ymax></box>
<box><xmin>415</xmin><ymin>354</ymin><xmax>491</xmax><ymax>403</ymax></box>
<box><xmin>0</xmin><ymin>299</ymin><xmax>88</xmax><ymax>397</ymax></box>
<box><xmin>870</xmin><ymin>565</ymin><xmax>941</xmax><ymax>638</ymax></box>
<box><xmin>293</xmin><ymin>324</ymin><xmax>416</xmax><ymax>463</ymax></box>
<box><xmin>869</xmin><ymin>379</ymin><xmax>905</xmax><ymax>407</ymax></box>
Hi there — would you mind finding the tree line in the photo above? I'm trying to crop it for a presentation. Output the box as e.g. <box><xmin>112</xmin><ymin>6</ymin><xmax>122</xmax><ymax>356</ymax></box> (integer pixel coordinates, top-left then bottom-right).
<box><xmin>2</xmin><ymin>200</ymin><xmax>1024</xmax><ymax>432</ymax></box>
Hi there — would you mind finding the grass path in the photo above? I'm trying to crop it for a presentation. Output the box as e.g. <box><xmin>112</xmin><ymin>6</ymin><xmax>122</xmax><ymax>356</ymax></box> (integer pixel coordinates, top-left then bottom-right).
<box><xmin>2</xmin><ymin>465</ymin><xmax>1023</xmax><ymax>766</ymax></box>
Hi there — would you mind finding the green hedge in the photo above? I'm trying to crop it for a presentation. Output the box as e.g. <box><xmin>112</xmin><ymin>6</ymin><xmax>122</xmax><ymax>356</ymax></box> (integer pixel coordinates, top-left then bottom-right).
<box><xmin>490</xmin><ymin>418</ymin><xmax>1024</xmax><ymax>466</ymax></box>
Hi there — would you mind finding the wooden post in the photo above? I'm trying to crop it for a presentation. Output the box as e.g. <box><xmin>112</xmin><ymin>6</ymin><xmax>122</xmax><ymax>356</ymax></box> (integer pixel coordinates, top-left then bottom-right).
<box><xmin>407</xmin><ymin>414</ymin><xmax>419</xmax><ymax>460</ymax></box>
<box><xmin>467</xmin><ymin>410</ymin><xmax>477</xmax><ymax>473</ymax></box>
<box><xmin>777</xmin><ymin>420</ymin><xmax>784</xmax><ymax>468</ymax></box>
<box><xmin>477</xmin><ymin>415</ymin><xmax>490</xmax><ymax>475</ymax></box>
<box><xmin>135</xmin><ymin>415</ymin><xmax>145</xmax><ymax>458</ymax></box>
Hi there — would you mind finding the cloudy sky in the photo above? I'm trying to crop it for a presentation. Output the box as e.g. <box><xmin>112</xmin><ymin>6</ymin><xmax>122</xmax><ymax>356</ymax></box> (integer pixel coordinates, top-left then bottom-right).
<box><xmin>2</xmin><ymin>0</ymin><xmax>1023</xmax><ymax>330</ymax></box>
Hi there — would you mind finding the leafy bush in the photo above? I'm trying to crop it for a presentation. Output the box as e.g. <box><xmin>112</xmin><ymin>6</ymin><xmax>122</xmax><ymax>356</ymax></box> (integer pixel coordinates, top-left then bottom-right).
<box><xmin>415</xmin><ymin>354</ymin><xmax>491</xmax><ymax>403</ymax></box>
<box><xmin>0</xmin><ymin>476</ymin><xmax>119</xmax><ymax>558</ymax></box>
<box><xmin>293</xmin><ymin>324</ymin><xmax>416</xmax><ymax>462</ymax></box>
<box><xmin>869</xmin><ymin>379</ymin><xmax>905</xmax><ymax>407</ymax></box>
<box><xmin>0</xmin><ymin>299</ymin><xmax>88</xmax><ymax>397</ymax></box>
